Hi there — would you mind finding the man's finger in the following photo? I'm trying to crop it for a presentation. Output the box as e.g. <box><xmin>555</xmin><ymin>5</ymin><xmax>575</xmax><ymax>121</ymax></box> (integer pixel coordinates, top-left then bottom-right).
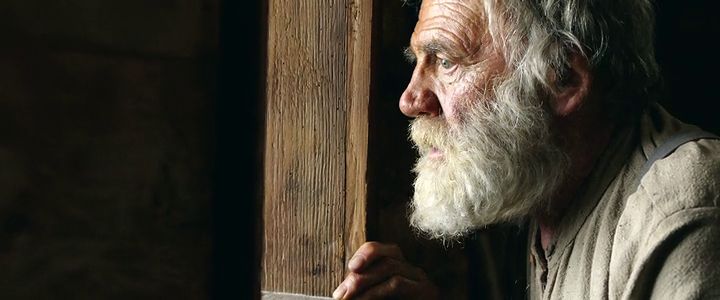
<box><xmin>348</xmin><ymin>242</ymin><xmax>404</xmax><ymax>272</ymax></box>
<box><xmin>352</xmin><ymin>275</ymin><xmax>417</xmax><ymax>300</ymax></box>
<box><xmin>337</xmin><ymin>258</ymin><xmax>425</xmax><ymax>299</ymax></box>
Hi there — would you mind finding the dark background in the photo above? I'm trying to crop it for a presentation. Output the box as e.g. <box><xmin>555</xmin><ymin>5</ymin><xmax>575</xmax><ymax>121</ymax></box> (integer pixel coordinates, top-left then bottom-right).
<box><xmin>0</xmin><ymin>0</ymin><xmax>716</xmax><ymax>299</ymax></box>
<box><xmin>0</xmin><ymin>0</ymin><xmax>263</xmax><ymax>299</ymax></box>
<box><xmin>654</xmin><ymin>0</ymin><xmax>720</xmax><ymax>135</ymax></box>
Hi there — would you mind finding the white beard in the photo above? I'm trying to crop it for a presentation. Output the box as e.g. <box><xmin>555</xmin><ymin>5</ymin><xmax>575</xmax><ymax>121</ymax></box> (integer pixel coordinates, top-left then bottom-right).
<box><xmin>408</xmin><ymin>81</ymin><xmax>569</xmax><ymax>241</ymax></box>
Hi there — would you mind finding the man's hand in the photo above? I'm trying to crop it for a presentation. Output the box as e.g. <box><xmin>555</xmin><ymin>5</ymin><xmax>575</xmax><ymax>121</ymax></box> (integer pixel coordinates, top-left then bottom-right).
<box><xmin>333</xmin><ymin>242</ymin><xmax>440</xmax><ymax>300</ymax></box>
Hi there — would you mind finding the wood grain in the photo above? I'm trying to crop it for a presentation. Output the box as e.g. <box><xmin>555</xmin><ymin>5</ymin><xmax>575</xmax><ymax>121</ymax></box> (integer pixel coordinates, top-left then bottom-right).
<box><xmin>262</xmin><ymin>0</ymin><xmax>373</xmax><ymax>296</ymax></box>
<box><xmin>344</xmin><ymin>0</ymin><xmax>372</xmax><ymax>271</ymax></box>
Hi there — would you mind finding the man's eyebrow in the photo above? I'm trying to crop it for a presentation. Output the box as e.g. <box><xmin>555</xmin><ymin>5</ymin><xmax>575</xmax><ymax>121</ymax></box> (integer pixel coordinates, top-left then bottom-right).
<box><xmin>422</xmin><ymin>41</ymin><xmax>447</xmax><ymax>56</ymax></box>
<box><xmin>403</xmin><ymin>41</ymin><xmax>453</xmax><ymax>64</ymax></box>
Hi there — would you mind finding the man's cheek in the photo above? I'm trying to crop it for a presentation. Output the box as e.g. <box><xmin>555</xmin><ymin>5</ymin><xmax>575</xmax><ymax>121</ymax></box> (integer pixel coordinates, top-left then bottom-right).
<box><xmin>446</xmin><ymin>90</ymin><xmax>480</xmax><ymax>125</ymax></box>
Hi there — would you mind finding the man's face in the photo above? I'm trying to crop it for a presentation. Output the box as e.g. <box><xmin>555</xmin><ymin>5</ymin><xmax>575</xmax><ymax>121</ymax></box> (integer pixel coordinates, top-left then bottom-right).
<box><xmin>401</xmin><ymin>0</ymin><xmax>504</xmax><ymax>125</ymax></box>
<box><xmin>402</xmin><ymin>0</ymin><xmax>569</xmax><ymax>240</ymax></box>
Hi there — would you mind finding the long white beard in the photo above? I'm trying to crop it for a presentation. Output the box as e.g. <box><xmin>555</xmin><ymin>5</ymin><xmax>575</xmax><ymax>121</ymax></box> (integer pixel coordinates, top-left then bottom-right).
<box><xmin>408</xmin><ymin>83</ymin><xmax>569</xmax><ymax>241</ymax></box>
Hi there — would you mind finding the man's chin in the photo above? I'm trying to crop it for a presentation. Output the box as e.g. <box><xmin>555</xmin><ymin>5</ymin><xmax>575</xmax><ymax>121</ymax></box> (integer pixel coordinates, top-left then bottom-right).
<box><xmin>408</xmin><ymin>167</ymin><xmax>522</xmax><ymax>241</ymax></box>
<box><xmin>409</xmin><ymin>197</ymin><xmax>530</xmax><ymax>242</ymax></box>
<box><xmin>408</xmin><ymin>157</ymin><xmax>539</xmax><ymax>242</ymax></box>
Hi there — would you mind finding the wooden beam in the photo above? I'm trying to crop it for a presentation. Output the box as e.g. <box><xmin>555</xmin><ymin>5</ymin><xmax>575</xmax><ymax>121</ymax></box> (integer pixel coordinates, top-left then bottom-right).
<box><xmin>262</xmin><ymin>0</ymin><xmax>373</xmax><ymax>296</ymax></box>
<box><xmin>344</xmin><ymin>0</ymin><xmax>372</xmax><ymax>274</ymax></box>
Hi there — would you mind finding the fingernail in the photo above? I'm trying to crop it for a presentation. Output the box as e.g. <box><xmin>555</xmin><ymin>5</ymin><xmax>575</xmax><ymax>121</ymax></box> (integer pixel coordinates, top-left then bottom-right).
<box><xmin>332</xmin><ymin>284</ymin><xmax>346</xmax><ymax>300</ymax></box>
<box><xmin>348</xmin><ymin>256</ymin><xmax>363</xmax><ymax>271</ymax></box>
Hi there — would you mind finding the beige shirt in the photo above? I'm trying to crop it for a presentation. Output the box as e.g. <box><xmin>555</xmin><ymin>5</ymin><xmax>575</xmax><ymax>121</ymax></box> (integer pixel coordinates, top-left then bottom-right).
<box><xmin>528</xmin><ymin>104</ymin><xmax>720</xmax><ymax>299</ymax></box>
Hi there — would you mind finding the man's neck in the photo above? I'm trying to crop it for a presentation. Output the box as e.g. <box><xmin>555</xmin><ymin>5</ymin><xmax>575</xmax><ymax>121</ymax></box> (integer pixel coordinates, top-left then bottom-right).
<box><xmin>536</xmin><ymin>108</ymin><xmax>615</xmax><ymax>253</ymax></box>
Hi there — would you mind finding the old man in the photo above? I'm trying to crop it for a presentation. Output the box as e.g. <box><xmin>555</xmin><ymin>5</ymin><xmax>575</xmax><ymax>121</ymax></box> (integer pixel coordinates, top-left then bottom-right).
<box><xmin>334</xmin><ymin>0</ymin><xmax>720</xmax><ymax>299</ymax></box>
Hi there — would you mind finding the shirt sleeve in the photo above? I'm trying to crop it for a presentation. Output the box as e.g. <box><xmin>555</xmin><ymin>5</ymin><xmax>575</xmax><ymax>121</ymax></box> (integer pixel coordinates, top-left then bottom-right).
<box><xmin>629</xmin><ymin>209</ymin><xmax>720</xmax><ymax>299</ymax></box>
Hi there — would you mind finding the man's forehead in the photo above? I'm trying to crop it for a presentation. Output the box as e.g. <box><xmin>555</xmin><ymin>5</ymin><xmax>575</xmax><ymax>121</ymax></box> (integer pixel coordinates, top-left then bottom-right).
<box><xmin>410</xmin><ymin>0</ymin><xmax>488</xmax><ymax>56</ymax></box>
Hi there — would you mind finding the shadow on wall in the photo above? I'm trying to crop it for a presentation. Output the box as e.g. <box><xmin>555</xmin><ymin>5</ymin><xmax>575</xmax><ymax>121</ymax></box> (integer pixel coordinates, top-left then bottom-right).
<box><xmin>0</xmin><ymin>0</ymin><xmax>219</xmax><ymax>298</ymax></box>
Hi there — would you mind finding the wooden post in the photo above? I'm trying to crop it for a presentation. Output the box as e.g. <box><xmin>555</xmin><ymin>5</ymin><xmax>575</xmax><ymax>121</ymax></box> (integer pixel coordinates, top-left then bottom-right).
<box><xmin>344</xmin><ymin>0</ymin><xmax>372</xmax><ymax>276</ymax></box>
<box><xmin>262</xmin><ymin>0</ymin><xmax>373</xmax><ymax>297</ymax></box>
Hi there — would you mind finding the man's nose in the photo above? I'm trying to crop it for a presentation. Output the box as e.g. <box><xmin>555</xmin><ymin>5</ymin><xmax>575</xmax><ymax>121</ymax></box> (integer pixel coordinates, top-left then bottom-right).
<box><xmin>399</xmin><ymin>83</ymin><xmax>441</xmax><ymax>118</ymax></box>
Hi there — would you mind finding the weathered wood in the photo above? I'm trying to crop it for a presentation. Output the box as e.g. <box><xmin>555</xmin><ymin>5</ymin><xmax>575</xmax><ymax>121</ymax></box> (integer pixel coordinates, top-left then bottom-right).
<box><xmin>262</xmin><ymin>291</ymin><xmax>333</xmax><ymax>300</ymax></box>
<box><xmin>344</xmin><ymin>0</ymin><xmax>372</xmax><ymax>273</ymax></box>
<box><xmin>262</xmin><ymin>0</ymin><xmax>372</xmax><ymax>296</ymax></box>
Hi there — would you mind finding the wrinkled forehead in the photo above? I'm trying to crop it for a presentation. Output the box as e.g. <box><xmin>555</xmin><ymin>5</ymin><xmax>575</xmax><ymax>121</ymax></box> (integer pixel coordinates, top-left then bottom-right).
<box><xmin>412</xmin><ymin>0</ymin><xmax>489</xmax><ymax>55</ymax></box>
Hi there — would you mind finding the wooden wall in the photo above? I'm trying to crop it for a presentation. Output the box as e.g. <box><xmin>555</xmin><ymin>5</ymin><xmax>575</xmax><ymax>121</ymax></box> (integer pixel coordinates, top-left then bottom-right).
<box><xmin>0</xmin><ymin>0</ymin><xmax>217</xmax><ymax>298</ymax></box>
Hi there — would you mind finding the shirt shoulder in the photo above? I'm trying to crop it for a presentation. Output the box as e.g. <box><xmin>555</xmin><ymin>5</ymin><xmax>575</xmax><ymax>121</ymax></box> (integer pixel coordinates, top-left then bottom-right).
<box><xmin>619</xmin><ymin>107</ymin><xmax>720</xmax><ymax>297</ymax></box>
<box><xmin>636</xmin><ymin>137</ymin><xmax>720</xmax><ymax>218</ymax></box>
<box><xmin>633</xmin><ymin>103</ymin><xmax>720</xmax><ymax>218</ymax></box>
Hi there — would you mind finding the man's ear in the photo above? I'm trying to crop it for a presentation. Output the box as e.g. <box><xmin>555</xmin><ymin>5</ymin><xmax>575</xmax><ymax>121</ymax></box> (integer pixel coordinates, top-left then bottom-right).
<box><xmin>550</xmin><ymin>53</ymin><xmax>592</xmax><ymax>117</ymax></box>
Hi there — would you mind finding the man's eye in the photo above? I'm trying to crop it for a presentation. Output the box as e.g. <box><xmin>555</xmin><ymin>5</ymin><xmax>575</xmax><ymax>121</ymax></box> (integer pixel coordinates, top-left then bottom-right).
<box><xmin>440</xmin><ymin>58</ymin><xmax>454</xmax><ymax>69</ymax></box>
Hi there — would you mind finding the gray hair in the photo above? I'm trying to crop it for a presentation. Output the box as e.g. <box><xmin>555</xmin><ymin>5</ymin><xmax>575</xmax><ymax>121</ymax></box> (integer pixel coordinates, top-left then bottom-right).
<box><xmin>487</xmin><ymin>0</ymin><xmax>659</xmax><ymax>117</ymax></box>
